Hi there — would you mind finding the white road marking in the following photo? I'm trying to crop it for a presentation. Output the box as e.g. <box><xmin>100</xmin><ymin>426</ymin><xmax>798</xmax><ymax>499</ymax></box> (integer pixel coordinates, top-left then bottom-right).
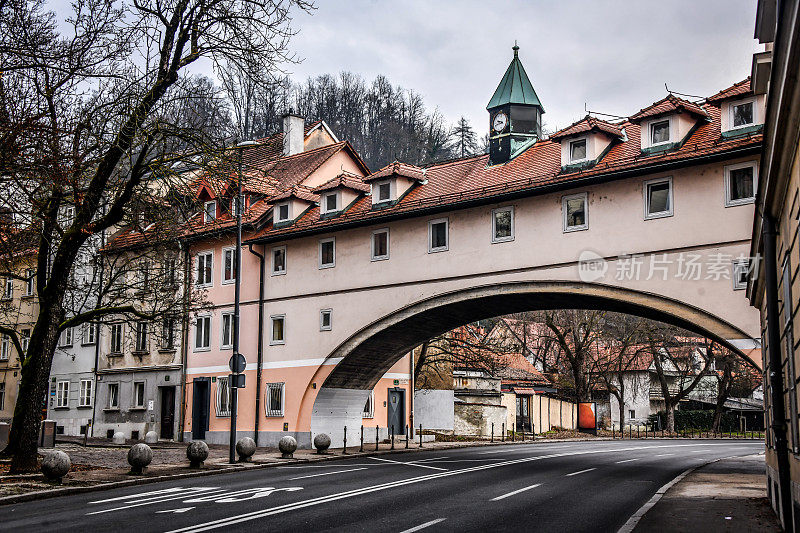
<box><xmin>288</xmin><ymin>468</ymin><xmax>368</xmax><ymax>481</ymax></box>
<box><xmin>368</xmin><ymin>456</ymin><xmax>447</xmax><ymax>471</ymax></box>
<box><xmin>566</xmin><ymin>468</ymin><xmax>597</xmax><ymax>477</ymax></box>
<box><xmin>409</xmin><ymin>456</ymin><xmax>449</xmax><ymax>464</ymax></box>
<box><xmin>88</xmin><ymin>488</ymin><xmax>226</xmax><ymax>515</ymax></box>
<box><xmin>615</xmin><ymin>458</ymin><xmax>639</xmax><ymax>464</ymax></box>
<box><xmin>90</xmin><ymin>487</ymin><xmax>201</xmax><ymax>504</ymax></box>
<box><xmin>277</xmin><ymin>463</ymin><xmax>377</xmax><ymax>468</ymax></box>
<box><xmin>185</xmin><ymin>487</ymin><xmax>303</xmax><ymax>503</ymax></box>
<box><xmin>653</xmin><ymin>453</ymin><xmax>675</xmax><ymax>457</ymax></box>
<box><xmin>399</xmin><ymin>518</ymin><xmax>446</xmax><ymax>532</ymax></box>
<box><xmin>167</xmin><ymin>443</ymin><xmax>742</xmax><ymax>533</ymax></box>
<box><xmin>156</xmin><ymin>508</ymin><xmax>195</xmax><ymax>514</ymax></box>
<box><xmin>490</xmin><ymin>483</ymin><xmax>542</xmax><ymax>501</ymax></box>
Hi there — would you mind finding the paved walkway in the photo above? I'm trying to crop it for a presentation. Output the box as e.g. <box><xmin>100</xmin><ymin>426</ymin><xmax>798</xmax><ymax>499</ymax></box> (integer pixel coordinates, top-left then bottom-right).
<box><xmin>633</xmin><ymin>454</ymin><xmax>781</xmax><ymax>532</ymax></box>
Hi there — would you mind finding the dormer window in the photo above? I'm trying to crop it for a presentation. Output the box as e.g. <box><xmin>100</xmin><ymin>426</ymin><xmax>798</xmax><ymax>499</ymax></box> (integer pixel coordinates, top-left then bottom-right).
<box><xmin>376</xmin><ymin>181</ymin><xmax>391</xmax><ymax>203</ymax></box>
<box><xmin>230</xmin><ymin>197</ymin><xmax>239</xmax><ymax>217</ymax></box>
<box><xmin>731</xmin><ymin>100</ymin><xmax>754</xmax><ymax>128</ymax></box>
<box><xmin>569</xmin><ymin>139</ymin><xmax>587</xmax><ymax>162</ymax></box>
<box><xmin>203</xmin><ymin>201</ymin><xmax>216</xmax><ymax>223</ymax></box>
<box><xmin>277</xmin><ymin>203</ymin><xmax>290</xmax><ymax>222</ymax></box>
<box><xmin>322</xmin><ymin>192</ymin><xmax>339</xmax><ymax>214</ymax></box>
<box><xmin>650</xmin><ymin>120</ymin><xmax>670</xmax><ymax>145</ymax></box>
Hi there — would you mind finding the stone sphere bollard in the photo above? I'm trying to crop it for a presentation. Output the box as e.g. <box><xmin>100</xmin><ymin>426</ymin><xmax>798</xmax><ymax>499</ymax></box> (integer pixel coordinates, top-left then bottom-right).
<box><xmin>313</xmin><ymin>433</ymin><xmax>331</xmax><ymax>454</ymax></box>
<box><xmin>112</xmin><ymin>431</ymin><xmax>125</xmax><ymax>445</ymax></box>
<box><xmin>127</xmin><ymin>443</ymin><xmax>153</xmax><ymax>475</ymax></box>
<box><xmin>278</xmin><ymin>435</ymin><xmax>297</xmax><ymax>459</ymax></box>
<box><xmin>41</xmin><ymin>450</ymin><xmax>71</xmax><ymax>483</ymax></box>
<box><xmin>144</xmin><ymin>431</ymin><xmax>158</xmax><ymax>444</ymax></box>
<box><xmin>236</xmin><ymin>437</ymin><xmax>257</xmax><ymax>462</ymax></box>
<box><xmin>187</xmin><ymin>440</ymin><xmax>209</xmax><ymax>468</ymax></box>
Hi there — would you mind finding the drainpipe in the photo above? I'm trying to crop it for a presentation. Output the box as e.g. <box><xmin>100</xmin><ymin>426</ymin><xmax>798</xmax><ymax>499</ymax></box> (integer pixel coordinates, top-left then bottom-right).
<box><xmin>248</xmin><ymin>243</ymin><xmax>265</xmax><ymax>446</ymax></box>
<box><xmin>762</xmin><ymin>213</ymin><xmax>793</xmax><ymax>528</ymax></box>
<box><xmin>177</xmin><ymin>242</ymin><xmax>191</xmax><ymax>442</ymax></box>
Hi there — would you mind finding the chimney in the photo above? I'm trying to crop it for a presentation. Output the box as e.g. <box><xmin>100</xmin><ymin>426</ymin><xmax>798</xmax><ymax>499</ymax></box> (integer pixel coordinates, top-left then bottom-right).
<box><xmin>282</xmin><ymin>109</ymin><xmax>304</xmax><ymax>156</ymax></box>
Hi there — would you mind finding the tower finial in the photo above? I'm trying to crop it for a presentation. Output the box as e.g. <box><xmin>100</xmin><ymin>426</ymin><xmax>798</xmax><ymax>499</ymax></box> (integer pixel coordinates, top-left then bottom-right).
<box><xmin>513</xmin><ymin>41</ymin><xmax>519</xmax><ymax>57</ymax></box>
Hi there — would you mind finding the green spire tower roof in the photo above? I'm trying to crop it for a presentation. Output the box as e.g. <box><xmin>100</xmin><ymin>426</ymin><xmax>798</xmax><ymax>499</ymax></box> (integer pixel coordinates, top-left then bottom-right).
<box><xmin>486</xmin><ymin>44</ymin><xmax>544</xmax><ymax>111</ymax></box>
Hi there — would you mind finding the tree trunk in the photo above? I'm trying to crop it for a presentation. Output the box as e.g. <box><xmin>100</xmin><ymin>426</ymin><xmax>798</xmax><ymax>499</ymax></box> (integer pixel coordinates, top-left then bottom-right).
<box><xmin>617</xmin><ymin>397</ymin><xmax>625</xmax><ymax>430</ymax></box>
<box><xmin>4</xmin><ymin>307</ymin><xmax>63</xmax><ymax>473</ymax></box>
<box><xmin>712</xmin><ymin>363</ymin><xmax>733</xmax><ymax>432</ymax></box>
<box><xmin>666</xmin><ymin>403</ymin><xmax>676</xmax><ymax>433</ymax></box>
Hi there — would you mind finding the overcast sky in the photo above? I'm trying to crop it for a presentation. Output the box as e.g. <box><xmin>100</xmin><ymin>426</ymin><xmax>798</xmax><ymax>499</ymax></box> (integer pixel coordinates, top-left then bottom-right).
<box><xmin>281</xmin><ymin>0</ymin><xmax>761</xmax><ymax>135</ymax></box>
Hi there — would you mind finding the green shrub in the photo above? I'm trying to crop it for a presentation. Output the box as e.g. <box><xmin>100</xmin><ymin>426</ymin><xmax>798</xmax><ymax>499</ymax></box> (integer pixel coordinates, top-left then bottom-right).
<box><xmin>647</xmin><ymin>410</ymin><xmax>739</xmax><ymax>431</ymax></box>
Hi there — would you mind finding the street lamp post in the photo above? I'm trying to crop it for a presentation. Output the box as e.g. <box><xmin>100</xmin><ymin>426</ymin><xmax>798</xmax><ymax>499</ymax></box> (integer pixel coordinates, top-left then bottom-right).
<box><xmin>230</xmin><ymin>140</ymin><xmax>258</xmax><ymax>464</ymax></box>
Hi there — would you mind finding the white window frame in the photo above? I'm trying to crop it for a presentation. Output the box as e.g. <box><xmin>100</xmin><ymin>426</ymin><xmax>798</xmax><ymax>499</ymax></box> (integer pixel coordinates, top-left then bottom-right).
<box><xmin>0</xmin><ymin>383</ymin><xmax>4</xmax><ymax>411</ymax></box>
<box><xmin>428</xmin><ymin>218</ymin><xmax>449</xmax><ymax>253</ymax></box>
<box><xmin>221</xmin><ymin>311</ymin><xmax>234</xmax><ymax>349</ymax></box>
<box><xmin>643</xmin><ymin>176</ymin><xmax>674</xmax><ymax>220</ymax></box>
<box><xmin>319</xmin><ymin>237</ymin><xmax>336</xmax><ymax>269</ymax></box>
<box><xmin>276</xmin><ymin>202</ymin><xmax>290</xmax><ymax>222</ymax></box>
<box><xmin>78</xmin><ymin>379</ymin><xmax>92</xmax><ymax>407</ymax></box>
<box><xmin>56</xmin><ymin>381</ymin><xmax>69</xmax><ymax>408</ymax></box>
<box><xmin>0</xmin><ymin>335</ymin><xmax>8</xmax><ymax>361</ymax></box>
<box><xmin>265</xmin><ymin>382</ymin><xmax>285</xmax><ymax>417</ymax></box>
<box><xmin>320</xmin><ymin>308</ymin><xmax>332</xmax><ymax>331</ymax></box>
<box><xmin>222</xmin><ymin>246</ymin><xmax>236</xmax><ymax>284</ymax></box>
<box><xmin>371</xmin><ymin>228</ymin><xmax>390</xmax><ymax>261</ymax></box>
<box><xmin>194</xmin><ymin>314</ymin><xmax>211</xmax><ymax>351</ymax></box>
<box><xmin>59</xmin><ymin>326</ymin><xmax>74</xmax><ymax>348</ymax></box>
<box><xmin>196</xmin><ymin>250</ymin><xmax>214</xmax><ymax>287</ymax></box>
<box><xmin>203</xmin><ymin>200</ymin><xmax>216</xmax><ymax>223</ymax></box>
<box><xmin>733</xmin><ymin>260</ymin><xmax>750</xmax><ymax>291</ymax></box>
<box><xmin>728</xmin><ymin>97</ymin><xmax>757</xmax><ymax>130</ymax></box>
<box><xmin>132</xmin><ymin>381</ymin><xmax>145</xmax><ymax>408</ymax></box>
<box><xmin>322</xmin><ymin>192</ymin><xmax>339</xmax><ymax>214</ymax></box>
<box><xmin>363</xmin><ymin>390</ymin><xmax>375</xmax><ymax>418</ymax></box>
<box><xmin>20</xmin><ymin>329</ymin><xmax>29</xmax><ymax>354</ymax></box>
<box><xmin>569</xmin><ymin>137</ymin><xmax>588</xmax><ymax>163</ymax></box>
<box><xmin>649</xmin><ymin>118</ymin><xmax>672</xmax><ymax>146</ymax></box>
<box><xmin>107</xmin><ymin>383</ymin><xmax>119</xmax><ymax>409</ymax></box>
<box><xmin>373</xmin><ymin>180</ymin><xmax>392</xmax><ymax>204</ymax></box>
<box><xmin>270</xmin><ymin>314</ymin><xmax>285</xmax><ymax>345</ymax></box>
<box><xmin>24</xmin><ymin>269</ymin><xmax>34</xmax><ymax>296</ymax></box>
<box><xmin>110</xmin><ymin>323</ymin><xmax>123</xmax><ymax>354</ymax></box>
<box><xmin>215</xmin><ymin>376</ymin><xmax>231</xmax><ymax>417</ymax></box>
<box><xmin>161</xmin><ymin>316</ymin><xmax>176</xmax><ymax>350</ymax></box>
<box><xmin>562</xmin><ymin>192</ymin><xmax>589</xmax><ymax>232</ymax></box>
<box><xmin>271</xmin><ymin>246</ymin><xmax>287</xmax><ymax>276</ymax></box>
<box><xmin>82</xmin><ymin>322</ymin><xmax>97</xmax><ymax>345</ymax></box>
<box><xmin>491</xmin><ymin>206</ymin><xmax>515</xmax><ymax>243</ymax></box>
<box><xmin>724</xmin><ymin>161</ymin><xmax>758</xmax><ymax>207</ymax></box>
<box><xmin>2</xmin><ymin>278</ymin><xmax>12</xmax><ymax>300</ymax></box>
<box><xmin>134</xmin><ymin>321</ymin><xmax>148</xmax><ymax>352</ymax></box>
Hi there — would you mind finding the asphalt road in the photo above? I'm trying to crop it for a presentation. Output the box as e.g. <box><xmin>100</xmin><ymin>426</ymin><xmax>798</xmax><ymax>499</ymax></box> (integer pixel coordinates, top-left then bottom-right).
<box><xmin>1</xmin><ymin>439</ymin><xmax>763</xmax><ymax>533</ymax></box>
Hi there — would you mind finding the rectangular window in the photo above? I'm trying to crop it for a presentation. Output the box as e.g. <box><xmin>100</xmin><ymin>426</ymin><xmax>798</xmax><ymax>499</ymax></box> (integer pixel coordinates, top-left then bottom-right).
<box><xmin>650</xmin><ymin>119</ymin><xmax>670</xmax><ymax>145</ymax></box>
<box><xmin>563</xmin><ymin>193</ymin><xmax>588</xmax><ymax>232</ymax></box>
<box><xmin>59</xmin><ymin>327</ymin><xmax>74</xmax><ymax>348</ymax></box>
<box><xmin>82</xmin><ymin>322</ymin><xmax>97</xmax><ymax>345</ymax></box>
<box><xmin>138</xmin><ymin>261</ymin><xmax>149</xmax><ymax>289</ymax></box>
<box><xmin>161</xmin><ymin>317</ymin><xmax>175</xmax><ymax>349</ymax></box>
<box><xmin>733</xmin><ymin>260</ymin><xmax>750</xmax><ymax>291</ymax></box>
<box><xmin>492</xmin><ymin>207</ymin><xmax>514</xmax><ymax>243</ymax></box>
<box><xmin>196</xmin><ymin>251</ymin><xmax>213</xmax><ymax>286</ymax></box>
<box><xmin>231</xmin><ymin>196</ymin><xmax>240</xmax><ymax>217</ymax></box>
<box><xmin>320</xmin><ymin>309</ymin><xmax>332</xmax><ymax>331</ymax></box>
<box><xmin>133</xmin><ymin>381</ymin><xmax>145</xmax><ymax>408</ymax></box>
<box><xmin>569</xmin><ymin>139</ymin><xmax>587</xmax><ymax>162</ymax></box>
<box><xmin>79</xmin><ymin>379</ymin><xmax>92</xmax><ymax>407</ymax></box>
<box><xmin>277</xmin><ymin>203</ymin><xmax>290</xmax><ymax>221</ymax></box>
<box><xmin>195</xmin><ymin>315</ymin><xmax>211</xmax><ymax>350</ymax></box>
<box><xmin>428</xmin><ymin>218</ymin><xmax>449</xmax><ymax>253</ymax></box>
<box><xmin>324</xmin><ymin>193</ymin><xmax>338</xmax><ymax>213</ymax></box>
<box><xmin>725</xmin><ymin>163</ymin><xmax>757</xmax><ymax>206</ymax></box>
<box><xmin>216</xmin><ymin>377</ymin><xmax>231</xmax><ymax>417</ymax></box>
<box><xmin>270</xmin><ymin>315</ymin><xmax>285</xmax><ymax>345</ymax></box>
<box><xmin>56</xmin><ymin>381</ymin><xmax>69</xmax><ymax>408</ymax></box>
<box><xmin>363</xmin><ymin>391</ymin><xmax>374</xmax><ymax>418</ymax></box>
<box><xmin>2</xmin><ymin>278</ymin><xmax>12</xmax><ymax>300</ymax></box>
<box><xmin>134</xmin><ymin>321</ymin><xmax>148</xmax><ymax>352</ymax></box>
<box><xmin>731</xmin><ymin>100</ymin><xmax>754</xmax><ymax>128</ymax></box>
<box><xmin>377</xmin><ymin>181</ymin><xmax>391</xmax><ymax>203</ymax></box>
<box><xmin>108</xmin><ymin>383</ymin><xmax>119</xmax><ymax>409</ymax></box>
<box><xmin>221</xmin><ymin>312</ymin><xmax>234</xmax><ymax>349</ymax></box>
<box><xmin>319</xmin><ymin>238</ymin><xmax>335</xmax><ymax>269</ymax></box>
<box><xmin>204</xmin><ymin>201</ymin><xmax>216</xmax><ymax>223</ymax></box>
<box><xmin>629</xmin><ymin>409</ymin><xmax>635</xmax><ymax>419</ymax></box>
<box><xmin>0</xmin><ymin>335</ymin><xmax>8</xmax><ymax>361</ymax></box>
<box><xmin>371</xmin><ymin>229</ymin><xmax>389</xmax><ymax>261</ymax></box>
<box><xmin>24</xmin><ymin>269</ymin><xmax>34</xmax><ymax>296</ymax></box>
<box><xmin>265</xmin><ymin>382</ymin><xmax>284</xmax><ymax>417</ymax></box>
<box><xmin>110</xmin><ymin>323</ymin><xmax>123</xmax><ymax>353</ymax></box>
<box><xmin>20</xmin><ymin>328</ymin><xmax>29</xmax><ymax>354</ymax></box>
<box><xmin>0</xmin><ymin>383</ymin><xmax>4</xmax><ymax>411</ymax></box>
<box><xmin>272</xmin><ymin>246</ymin><xmax>287</xmax><ymax>275</ymax></box>
<box><xmin>222</xmin><ymin>247</ymin><xmax>237</xmax><ymax>283</ymax></box>
<box><xmin>782</xmin><ymin>258</ymin><xmax>799</xmax><ymax>453</ymax></box>
<box><xmin>163</xmin><ymin>258</ymin><xmax>177</xmax><ymax>287</ymax></box>
<box><xmin>644</xmin><ymin>177</ymin><xmax>673</xmax><ymax>219</ymax></box>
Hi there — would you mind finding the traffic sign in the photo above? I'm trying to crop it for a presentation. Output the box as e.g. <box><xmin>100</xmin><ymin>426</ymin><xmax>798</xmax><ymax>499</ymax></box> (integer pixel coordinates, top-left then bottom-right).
<box><xmin>229</xmin><ymin>353</ymin><xmax>246</xmax><ymax>373</ymax></box>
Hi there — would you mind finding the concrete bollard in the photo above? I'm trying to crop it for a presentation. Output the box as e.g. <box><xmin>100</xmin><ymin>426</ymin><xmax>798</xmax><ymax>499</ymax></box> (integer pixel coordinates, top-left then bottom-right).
<box><xmin>127</xmin><ymin>443</ymin><xmax>153</xmax><ymax>475</ymax></box>
<box><xmin>187</xmin><ymin>440</ymin><xmax>209</xmax><ymax>468</ymax></box>
<box><xmin>279</xmin><ymin>435</ymin><xmax>297</xmax><ymax>459</ymax></box>
<box><xmin>144</xmin><ymin>431</ymin><xmax>158</xmax><ymax>444</ymax></box>
<box><xmin>313</xmin><ymin>433</ymin><xmax>331</xmax><ymax>455</ymax></box>
<box><xmin>236</xmin><ymin>437</ymin><xmax>257</xmax><ymax>462</ymax></box>
<box><xmin>112</xmin><ymin>431</ymin><xmax>125</xmax><ymax>445</ymax></box>
<box><xmin>41</xmin><ymin>450</ymin><xmax>71</xmax><ymax>484</ymax></box>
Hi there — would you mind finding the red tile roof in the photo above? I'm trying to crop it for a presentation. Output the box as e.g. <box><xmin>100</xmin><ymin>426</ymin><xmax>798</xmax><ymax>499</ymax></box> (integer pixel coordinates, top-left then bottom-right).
<box><xmin>549</xmin><ymin>115</ymin><xmax>625</xmax><ymax>141</ymax></box>
<box><xmin>629</xmin><ymin>93</ymin><xmax>709</xmax><ymax>123</ymax></box>
<box><xmin>271</xmin><ymin>185</ymin><xmax>319</xmax><ymax>203</ymax></box>
<box><xmin>363</xmin><ymin>161</ymin><xmax>427</xmax><ymax>183</ymax></box>
<box><xmin>312</xmin><ymin>172</ymin><xmax>371</xmax><ymax>194</ymax></box>
<box><xmin>706</xmin><ymin>78</ymin><xmax>752</xmax><ymax>105</ymax></box>
<box><xmin>496</xmin><ymin>353</ymin><xmax>551</xmax><ymax>385</ymax></box>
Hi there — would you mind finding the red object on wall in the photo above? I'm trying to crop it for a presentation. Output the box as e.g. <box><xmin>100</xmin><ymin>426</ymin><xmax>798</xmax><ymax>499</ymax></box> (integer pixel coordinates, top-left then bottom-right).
<box><xmin>578</xmin><ymin>402</ymin><xmax>597</xmax><ymax>430</ymax></box>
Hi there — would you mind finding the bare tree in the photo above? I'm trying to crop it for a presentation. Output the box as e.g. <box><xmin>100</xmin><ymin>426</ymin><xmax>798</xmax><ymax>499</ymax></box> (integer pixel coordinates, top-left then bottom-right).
<box><xmin>541</xmin><ymin>310</ymin><xmax>605</xmax><ymax>402</ymax></box>
<box><xmin>0</xmin><ymin>0</ymin><xmax>310</xmax><ymax>472</ymax></box>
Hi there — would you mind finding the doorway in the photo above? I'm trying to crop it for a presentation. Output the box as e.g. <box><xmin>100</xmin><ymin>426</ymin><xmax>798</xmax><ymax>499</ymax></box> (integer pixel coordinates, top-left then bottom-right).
<box><xmin>516</xmin><ymin>395</ymin><xmax>532</xmax><ymax>432</ymax></box>
<box><xmin>191</xmin><ymin>378</ymin><xmax>210</xmax><ymax>440</ymax></box>
<box><xmin>159</xmin><ymin>386</ymin><xmax>176</xmax><ymax>440</ymax></box>
<box><xmin>387</xmin><ymin>388</ymin><xmax>405</xmax><ymax>435</ymax></box>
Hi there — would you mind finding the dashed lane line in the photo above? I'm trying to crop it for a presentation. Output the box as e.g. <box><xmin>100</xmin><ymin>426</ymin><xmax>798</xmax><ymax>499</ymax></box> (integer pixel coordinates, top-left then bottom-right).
<box><xmin>368</xmin><ymin>456</ymin><xmax>448</xmax><ymax>471</ymax></box>
<box><xmin>615</xmin><ymin>459</ymin><xmax>639</xmax><ymax>464</ymax></box>
<box><xmin>566</xmin><ymin>468</ymin><xmax>597</xmax><ymax>477</ymax></box>
<box><xmin>490</xmin><ymin>483</ymin><xmax>542</xmax><ymax>501</ymax></box>
<box><xmin>288</xmin><ymin>468</ymin><xmax>369</xmax><ymax>481</ymax></box>
<box><xmin>399</xmin><ymin>518</ymin><xmax>447</xmax><ymax>532</ymax></box>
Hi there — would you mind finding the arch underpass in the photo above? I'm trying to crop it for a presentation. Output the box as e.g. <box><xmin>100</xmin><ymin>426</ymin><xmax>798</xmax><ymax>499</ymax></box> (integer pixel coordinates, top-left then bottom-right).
<box><xmin>308</xmin><ymin>280</ymin><xmax>760</xmax><ymax>447</ymax></box>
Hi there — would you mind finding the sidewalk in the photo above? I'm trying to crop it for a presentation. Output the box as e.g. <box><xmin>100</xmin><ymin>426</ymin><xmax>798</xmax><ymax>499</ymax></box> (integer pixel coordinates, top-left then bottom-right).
<box><xmin>631</xmin><ymin>454</ymin><xmax>781</xmax><ymax>532</ymax></box>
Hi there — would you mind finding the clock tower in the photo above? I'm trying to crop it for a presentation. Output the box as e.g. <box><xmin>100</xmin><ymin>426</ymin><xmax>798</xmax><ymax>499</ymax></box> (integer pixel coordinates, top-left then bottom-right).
<box><xmin>487</xmin><ymin>44</ymin><xmax>544</xmax><ymax>166</ymax></box>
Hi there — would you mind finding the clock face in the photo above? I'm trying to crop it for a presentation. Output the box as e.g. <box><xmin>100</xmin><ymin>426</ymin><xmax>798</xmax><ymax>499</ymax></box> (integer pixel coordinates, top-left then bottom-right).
<box><xmin>493</xmin><ymin>112</ymin><xmax>508</xmax><ymax>133</ymax></box>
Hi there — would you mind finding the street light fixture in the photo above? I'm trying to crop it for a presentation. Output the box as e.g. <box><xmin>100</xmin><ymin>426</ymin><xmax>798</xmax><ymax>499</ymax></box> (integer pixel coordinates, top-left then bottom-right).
<box><xmin>229</xmin><ymin>140</ymin><xmax>259</xmax><ymax>464</ymax></box>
